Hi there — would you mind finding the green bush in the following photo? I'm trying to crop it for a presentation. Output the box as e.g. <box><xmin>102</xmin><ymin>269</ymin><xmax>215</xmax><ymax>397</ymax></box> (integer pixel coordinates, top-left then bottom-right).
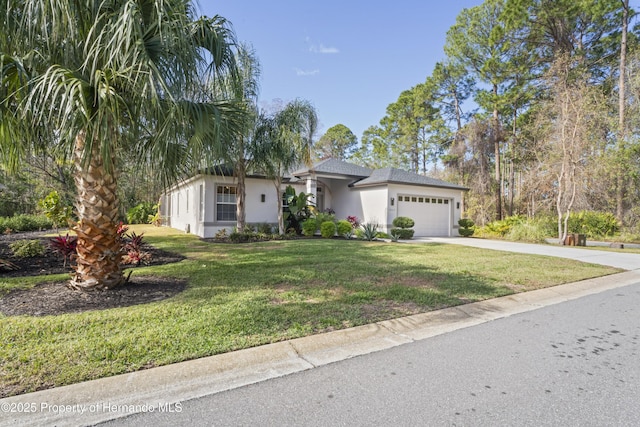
<box><xmin>320</xmin><ymin>221</ymin><xmax>336</xmax><ymax>238</ymax></box>
<box><xmin>0</xmin><ymin>214</ymin><xmax>54</xmax><ymax>233</ymax></box>
<box><xmin>392</xmin><ymin>216</ymin><xmax>415</xmax><ymax>229</ymax></box>
<box><xmin>301</xmin><ymin>219</ymin><xmax>318</xmax><ymax>237</ymax></box>
<box><xmin>255</xmin><ymin>223</ymin><xmax>274</xmax><ymax>234</ymax></box>
<box><xmin>390</xmin><ymin>228</ymin><xmax>414</xmax><ymax>239</ymax></box>
<box><xmin>569</xmin><ymin>211</ymin><xmax>619</xmax><ymax>237</ymax></box>
<box><xmin>126</xmin><ymin>203</ymin><xmax>157</xmax><ymax>224</ymax></box>
<box><xmin>10</xmin><ymin>239</ymin><xmax>46</xmax><ymax>258</ymax></box>
<box><xmin>336</xmin><ymin>220</ymin><xmax>353</xmax><ymax>238</ymax></box>
<box><xmin>505</xmin><ymin>222</ymin><xmax>548</xmax><ymax>243</ymax></box>
<box><xmin>314</xmin><ymin>212</ymin><xmax>336</xmax><ymax>227</ymax></box>
<box><xmin>458</xmin><ymin>218</ymin><xmax>475</xmax><ymax>237</ymax></box>
<box><xmin>38</xmin><ymin>190</ymin><xmax>73</xmax><ymax>229</ymax></box>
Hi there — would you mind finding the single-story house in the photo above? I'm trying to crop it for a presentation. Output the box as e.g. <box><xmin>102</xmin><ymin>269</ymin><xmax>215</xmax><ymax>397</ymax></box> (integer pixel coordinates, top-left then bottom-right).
<box><xmin>160</xmin><ymin>158</ymin><xmax>468</xmax><ymax>238</ymax></box>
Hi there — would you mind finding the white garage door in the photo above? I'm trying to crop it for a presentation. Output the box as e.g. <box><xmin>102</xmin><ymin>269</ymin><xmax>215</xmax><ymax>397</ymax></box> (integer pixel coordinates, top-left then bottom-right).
<box><xmin>397</xmin><ymin>195</ymin><xmax>451</xmax><ymax>236</ymax></box>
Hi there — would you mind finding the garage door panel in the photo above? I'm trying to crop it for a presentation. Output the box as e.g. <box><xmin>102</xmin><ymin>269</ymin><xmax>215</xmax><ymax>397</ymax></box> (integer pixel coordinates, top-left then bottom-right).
<box><xmin>397</xmin><ymin>195</ymin><xmax>450</xmax><ymax>236</ymax></box>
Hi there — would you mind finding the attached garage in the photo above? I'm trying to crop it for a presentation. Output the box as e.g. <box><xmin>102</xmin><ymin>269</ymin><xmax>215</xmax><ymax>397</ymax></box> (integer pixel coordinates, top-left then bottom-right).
<box><xmin>397</xmin><ymin>195</ymin><xmax>452</xmax><ymax>236</ymax></box>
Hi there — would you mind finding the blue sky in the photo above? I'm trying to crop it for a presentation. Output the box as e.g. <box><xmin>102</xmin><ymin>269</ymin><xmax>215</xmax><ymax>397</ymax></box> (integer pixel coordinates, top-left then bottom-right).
<box><xmin>198</xmin><ymin>1</ymin><xmax>484</xmax><ymax>140</ymax></box>
<box><xmin>199</xmin><ymin>1</ymin><xmax>638</xmax><ymax>142</ymax></box>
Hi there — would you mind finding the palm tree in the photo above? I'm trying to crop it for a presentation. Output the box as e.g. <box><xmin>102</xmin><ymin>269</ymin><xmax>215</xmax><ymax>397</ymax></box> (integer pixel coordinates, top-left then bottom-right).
<box><xmin>254</xmin><ymin>99</ymin><xmax>318</xmax><ymax>234</ymax></box>
<box><xmin>212</xmin><ymin>45</ymin><xmax>261</xmax><ymax>232</ymax></box>
<box><xmin>0</xmin><ymin>0</ymin><xmax>242</xmax><ymax>290</ymax></box>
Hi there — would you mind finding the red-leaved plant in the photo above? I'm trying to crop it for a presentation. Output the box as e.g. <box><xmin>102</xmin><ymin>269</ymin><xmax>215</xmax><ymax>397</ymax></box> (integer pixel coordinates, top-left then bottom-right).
<box><xmin>49</xmin><ymin>233</ymin><xmax>78</xmax><ymax>268</ymax></box>
<box><xmin>121</xmin><ymin>231</ymin><xmax>151</xmax><ymax>266</ymax></box>
<box><xmin>347</xmin><ymin>215</ymin><xmax>360</xmax><ymax>228</ymax></box>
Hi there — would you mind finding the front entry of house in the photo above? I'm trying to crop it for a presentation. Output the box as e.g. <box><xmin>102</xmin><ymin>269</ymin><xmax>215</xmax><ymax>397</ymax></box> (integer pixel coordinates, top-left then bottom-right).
<box><xmin>397</xmin><ymin>195</ymin><xmax>451</xmax><ymax>236</ymax></box>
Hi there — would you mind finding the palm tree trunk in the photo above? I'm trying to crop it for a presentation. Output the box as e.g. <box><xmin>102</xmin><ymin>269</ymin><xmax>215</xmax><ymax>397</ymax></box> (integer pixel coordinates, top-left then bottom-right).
<box><xmin>69</xmin><ymin>131</ymin><xmax>124</xmax><ymax>290</ymax></box>
<box><xmin>235</xmin><ymin>159</ymin><xmax>246</xmax><ymax>231</ymax></box>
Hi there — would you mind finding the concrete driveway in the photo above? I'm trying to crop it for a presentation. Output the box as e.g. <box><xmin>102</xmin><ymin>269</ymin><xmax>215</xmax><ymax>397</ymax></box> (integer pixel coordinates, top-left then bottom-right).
<box><xmin>413</xmin><ymin>237</ymin><xmax>640</xmax><ymax>271</ymax></box>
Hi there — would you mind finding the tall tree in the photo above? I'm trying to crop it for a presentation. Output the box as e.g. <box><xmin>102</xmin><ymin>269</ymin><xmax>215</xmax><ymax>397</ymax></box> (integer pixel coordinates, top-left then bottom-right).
<box><xmin>213</xmin><ymin>44</ymin><xmax>261</xmax><ymax>231</ymax></box>
<box><xmin>445</xmin><ymin>0</ymin><xmax>515</xmax><ymax>220</ymax></box>
<box><xmin>1</xmin><ymin>0</ymin><xmax>242</xmax><ymax>290</ymax></box>
<box><xmin>315</xmin><ymin>124</ymin><xmax>358</xmax><ymax>160</ymax></box>
<box><xmin>616</xmin><ymin>0</ymin><xmax>630</xmax><ymax>222</ymax></box>
<box><xmin>255</xmin><ymin>99</ymin><xmax>318</xmax><ymax>234</ymax></box>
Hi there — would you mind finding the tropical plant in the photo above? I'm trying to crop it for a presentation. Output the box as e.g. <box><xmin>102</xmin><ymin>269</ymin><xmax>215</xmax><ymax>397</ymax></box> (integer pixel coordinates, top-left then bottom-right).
<box><xmin>282</xmin><ymin>185</ymin><xmax>315</xmax><ymax>235</ymax></box>
<box><xmin>49</xmin><ymin>233</ymin><xmax>78</xmax><ymax>268</ymax></box>
<box><xmin>126</xmin><ymin>203</ymin><xmax>157</xmax><ymax>225</ymax></box>
<box><xmin>212</xmin><ymin>44</ymin><xmax>262</xmax><ymax>231</ymax></box>
<box><xmin>361</xmin><ymin>223</ymin><xmax>379</xmax><ymax>241</ymax></box>
<box><xmin>1</xmin><ymin>1</ymin><xmax>242</xmax><ymax>290</ymax></box>
<box><xmin>347</xmin><ymin>215</ymin><xmax>360</xmax><ymax>228</ymax></box>
<box><xmin>121</xmin><ymin>232</ymin><xmax>151</xmax><ymax>266</ymax></box>
<box><xmin>253</xmin><ymin>100</ymin><xmax>318</xmax><ymax>234</ymax></box>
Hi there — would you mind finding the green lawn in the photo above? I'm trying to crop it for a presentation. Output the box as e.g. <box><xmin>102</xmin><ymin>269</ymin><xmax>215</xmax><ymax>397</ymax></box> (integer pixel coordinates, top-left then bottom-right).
<box><xmin>0</xmin><ymin>225</ymin><xmax>621</xmax><ymax>397</ymax></box>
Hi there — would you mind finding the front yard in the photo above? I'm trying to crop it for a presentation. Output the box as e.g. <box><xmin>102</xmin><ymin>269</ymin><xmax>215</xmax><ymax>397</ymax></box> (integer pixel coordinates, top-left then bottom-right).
<box><xmin>0</xmin><ymin>225</ymin><xmax>620</xmax><ymax>397</ymax></box>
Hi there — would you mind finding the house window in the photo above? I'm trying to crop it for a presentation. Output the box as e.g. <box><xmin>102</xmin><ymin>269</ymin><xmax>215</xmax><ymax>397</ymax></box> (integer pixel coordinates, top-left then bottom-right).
<box><xmin>411</xmin><ymin>197</ymin><xmax>417</xmax><ymax>202</ymax></box>
<box><xmin>199</xmin><ymin>184</ymin><xmax>204</xmax><ymax>221</ymax></box>
<box><xmin>418</xmin><ymin>197</ymin><xmax>424</xmax><ymax>203</ymax></box>
<box><xmin>186</xmin><ymin>189</ymin><xmax>189</xmax><ymax>213</ymax></box>
<box><xmin>176</xmin><ymin>194</ymin><xmax>179</xmax><ymax>216</ymax></box>
<box><xmin>444</xmin><ymin>199</ymin><xmax>449</xmax><ymax>205</ymax></box>
<box><xmin>437</xmin><ymin>199</ymin><xmax>443</xmax><ymax>204</ymax></box>
<box><xmin>431</xmin><ymin>198</ymin><xmax>436</xmax><ymax>203</ymax></box>
<box><xmin>216</xmin><ymin>185</ymin><xmax>237</xmax><ymax>221</ymax></box>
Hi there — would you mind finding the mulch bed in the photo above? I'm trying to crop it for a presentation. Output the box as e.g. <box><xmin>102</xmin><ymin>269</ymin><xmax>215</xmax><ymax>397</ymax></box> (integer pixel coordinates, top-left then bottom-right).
<box><xmin>0</xmin><ymin>231</ymin><xmax>187</xmax><ymax>316</ymax></box>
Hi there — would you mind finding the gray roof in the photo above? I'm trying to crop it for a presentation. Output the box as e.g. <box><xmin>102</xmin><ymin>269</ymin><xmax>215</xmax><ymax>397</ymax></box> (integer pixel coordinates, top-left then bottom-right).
<box><xmin>351</xmin><ymin>167</ymin><xmax>468</xmax><ymax>190</ymax></box>
<box><xmin>292</xmin><ymin>158</ymin><xmax>372</xmax><ymax>178</ymax></box>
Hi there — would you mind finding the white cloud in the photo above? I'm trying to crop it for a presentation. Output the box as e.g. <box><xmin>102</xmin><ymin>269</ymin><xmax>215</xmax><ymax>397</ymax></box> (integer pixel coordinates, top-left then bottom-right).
<box><xmin>295</xmin><ymin>68</ymin><xmax>320</xmax><ymax>76</ymax></box>
<box><xmin>309</xmin><ymin>43</ymin><xmax>339</xmax><ymax>54</ymax></box>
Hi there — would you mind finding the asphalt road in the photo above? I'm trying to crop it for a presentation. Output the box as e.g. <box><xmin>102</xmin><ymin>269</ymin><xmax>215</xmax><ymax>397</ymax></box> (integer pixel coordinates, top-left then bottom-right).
<box><xmin>101</xmin><ymin>281</ymin><xmax>640</xmax><ymax>427</ymax></box>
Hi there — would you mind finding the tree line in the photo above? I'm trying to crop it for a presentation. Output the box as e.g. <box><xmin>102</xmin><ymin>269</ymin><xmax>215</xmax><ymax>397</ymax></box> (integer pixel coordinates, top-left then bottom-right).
<box><xmin>334</xmin><ymin>0</ymin><xmax>638</xmax><ymax>236</ymax></box>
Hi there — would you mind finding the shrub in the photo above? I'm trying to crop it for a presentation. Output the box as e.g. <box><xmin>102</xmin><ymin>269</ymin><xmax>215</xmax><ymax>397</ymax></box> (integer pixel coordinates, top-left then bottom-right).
<box><xmin>10</xmin><ymin>240</ymin><xmax>46</xmax><ymax>258</ymax></box>
<box><xmin>360</xmin><ymin>223</ymin><xmax>378</xmax><ymax>241</ymax></box>
<box><xmin>38</xmin><ymin>191</ymin><xmax>73</xmax><ymax>229</ymax></box>
<box><xmin>320</xmin><ymin>221</ymin><xmax>336</xmax><ymax>238</ymax></box>
<box><xmin>126</xmin><ymin>202</ymin><xmax>157</xmax><ymax>224</ymax></box>
<box><xmin>505</xmin><ymin>222</ymin><xmax>547</xmax><ymax>243</ymax></box>
<box><xmin>458</xmin><ymin>218</ymin><xmax>475</xmax><ymax>237</ymax></box>
<box><xmin>121</xmin><ymin>231</ymin><xmax>152</xmax><ymax>265</ymax></box>
<box><xmin>390</xmin><ymin>229</ymin><xmax>400</xmax><ymax>242</ymax></box>
<box><xmin>347</xmin><ymin>215</ymin><xmax>360</xmax><ymax>228</ymax></box>
<box><xmin>478</xmin><ymin>215</ymin><xmax>526</xmax><ymax>237</ymax></box>
<box><xmin>569</xmin><ymin>211</ymin><xmax>619</xmax><ymax>237</ymax></box>
<box><xmin>301</xmin><ymin>219</ymin><xmax>318</xmax><ymax>237</ymax></box>
<box><xmin>390</xmin><ymin>228</ymin><xmax>414</xmax><ymax>239</ymax></box>
<box><xmin>315</xmin><ymin>212</ymin><xmax>336</xmax><ymax>227</ymax></box>
<box><xmin>215</xmin><ymin>228</ymin><xmax>229</xmax><ymax>240</ymax></box>
<box><xmin>336</xmin><ymin>220</ymin><xmax>353</xmax><ymax>238</ymax></box>
<box><xmin>255</xmin><ymin>223</ymin><xmax>274</xmax><ymax>234</ymax></box>
<box><xmin>0</xmin><ymin>214</ymin><xmax>53</xmax><ymax>233</ymax></box>
<box><xmin>392</xmin><ymin>216</ymin><xmax>415</xmax><ymax>229</ymax></box>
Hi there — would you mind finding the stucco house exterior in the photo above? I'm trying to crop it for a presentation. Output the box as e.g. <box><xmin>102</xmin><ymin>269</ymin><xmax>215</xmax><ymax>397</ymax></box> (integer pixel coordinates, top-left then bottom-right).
<box><xmin>160</xmin><ymin>158</ymin><xmax>468</xmax><ymax>238</ymax></box>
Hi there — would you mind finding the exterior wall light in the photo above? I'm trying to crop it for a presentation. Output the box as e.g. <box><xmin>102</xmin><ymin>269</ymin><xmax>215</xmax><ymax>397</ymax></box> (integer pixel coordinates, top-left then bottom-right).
<box><xmin>390</xmin><ymin>197</ymin><xmax>395</xmax><ymax>206</ymax></box>
<box><xmin>261</xmin><ymin>194</ymin><xmax>266</xmax><ymax>203</ymax></box>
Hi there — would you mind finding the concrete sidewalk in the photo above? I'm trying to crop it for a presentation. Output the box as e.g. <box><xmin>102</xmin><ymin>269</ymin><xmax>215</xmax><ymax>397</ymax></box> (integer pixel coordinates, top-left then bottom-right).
<box><xmin>2</xmin><ymin>240</ymin><xmax>640</xmax><ymax>427</ymax></box>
